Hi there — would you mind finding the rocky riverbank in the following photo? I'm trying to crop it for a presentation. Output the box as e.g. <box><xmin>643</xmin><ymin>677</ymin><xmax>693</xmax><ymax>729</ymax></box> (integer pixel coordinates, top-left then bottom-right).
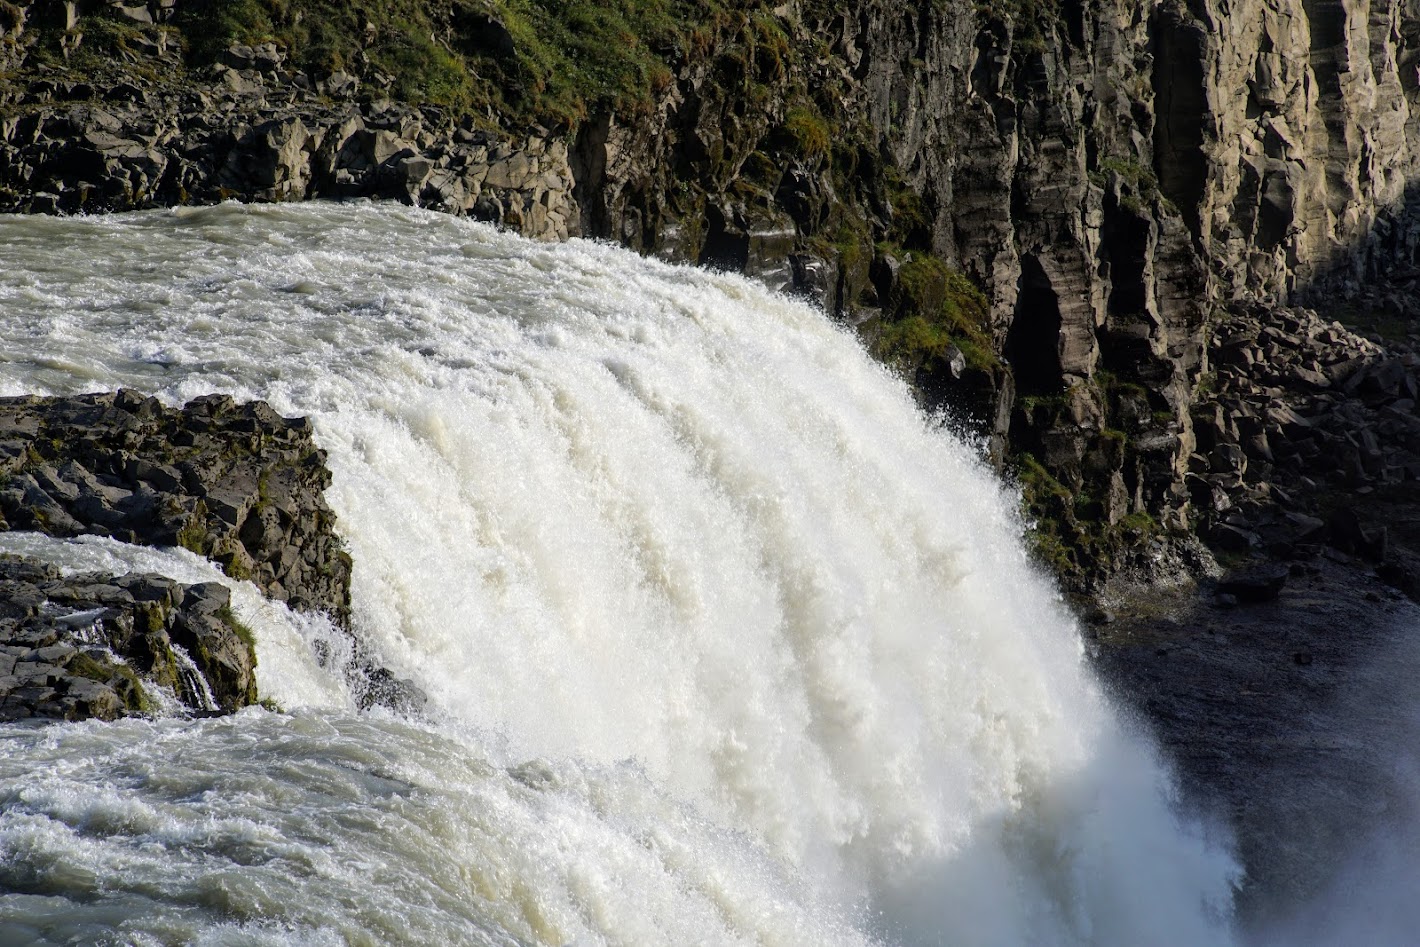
<box><xmin>0</xmin><ymin>389</ymin><xmax>372</xmax><ymax>721</ymax></box>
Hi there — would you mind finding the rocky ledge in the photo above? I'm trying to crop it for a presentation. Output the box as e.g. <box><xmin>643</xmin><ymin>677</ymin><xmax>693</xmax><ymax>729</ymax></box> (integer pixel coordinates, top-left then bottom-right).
<box><xmin>0</xmin><ymin>555</ymin><xmax>255</xmax><ymax>722</ymax></box>
<box><xmin>0</xmin><ymin>389</ymin><xmax>364</xmax><ymax>722</ymax></box>
<box><xmin>0</xmin><ymin>389</ymin><xmax>350</xmax><ymax>625</ymax></box>
<box><xmin>0</xmin><ymin>43</ymin><xmax>577</xmax><ymax>240</ymax></box>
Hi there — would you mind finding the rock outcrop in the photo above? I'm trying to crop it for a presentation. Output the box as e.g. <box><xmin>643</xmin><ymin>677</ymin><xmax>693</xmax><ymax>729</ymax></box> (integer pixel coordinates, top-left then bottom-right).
<box><xmin>0</xmin><ymin>45</ymin><xmax>577</xmax><ymax>239</ymax></box>
<box><xmin>0</xmin><ymin>390</ymin><xmax>428</xmax><ymax>721</ymax></box>
<box><xmin>0</xmin><ymin>554</ymin><xmax>256</xmax><ymax>721</ymax></box>
<box><xmin>0</xmin><ymin>389</ymin><xmax>351</xmax><ymax>625</ymax></box>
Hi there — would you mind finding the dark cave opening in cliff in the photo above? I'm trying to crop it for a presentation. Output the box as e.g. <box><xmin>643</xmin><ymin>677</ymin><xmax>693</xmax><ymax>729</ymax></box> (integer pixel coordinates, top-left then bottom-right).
<box><xmin>1007</xmin><ymin>255</ymin><xmax>1064</xmax><ymax>397</ymax></box>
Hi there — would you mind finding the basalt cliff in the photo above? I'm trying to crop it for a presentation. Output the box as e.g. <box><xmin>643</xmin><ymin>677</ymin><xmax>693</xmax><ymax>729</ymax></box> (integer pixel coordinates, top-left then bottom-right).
<box><xmin>4</xmin><ymin>0</ymin><xmax>1420</xmax><ymax>594</ymax></box>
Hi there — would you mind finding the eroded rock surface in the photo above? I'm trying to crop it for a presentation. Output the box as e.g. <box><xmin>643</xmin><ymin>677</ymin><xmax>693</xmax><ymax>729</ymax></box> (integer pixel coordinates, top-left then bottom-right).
<box><xmin>0</xmin><ymin>389</ymin><xmax>351</xmax><ymax>626</ymax></box>
<box><xmin>0</xmin><ymin>47</ymin><xmax>577</xmax><ymax>239</ymax></box>
<box><xmin>0</xmin><ymin>554</ymin><xmax>255</xmax><ymax>721</ymax></box>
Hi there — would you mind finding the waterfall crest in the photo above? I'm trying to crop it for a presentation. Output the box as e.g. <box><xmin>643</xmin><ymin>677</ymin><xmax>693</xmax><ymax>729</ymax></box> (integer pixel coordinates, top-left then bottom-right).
<box><xmin>0</xmin><ymin>203</ymin><xmax>1238</xmax><ymax>945</ymax></box>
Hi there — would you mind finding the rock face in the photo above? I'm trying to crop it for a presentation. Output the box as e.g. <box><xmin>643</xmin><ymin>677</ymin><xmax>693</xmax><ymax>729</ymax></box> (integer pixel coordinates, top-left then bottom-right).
<box><xmin>0</xmin><ymin>390</ymin><xmax>428</xmax><ymax>722</ymax></box>
<box><xmin>0</xmin><ymin>555</ymin><xmax>256</xmax><ymax>721</ymax></box>
<box><xmin>1164</xmin><ymin>0</ymin><xmax>1420</xmax><ymax>298</ymax></box>
<box><xmin>0</xmin><ymin>389</ymin><xmax>351</xmax><ymax>626</ymax></box>
<box><xmin>5</xmin><ymin>1</ymin><xmax>1420</xmax><ymax>585</ymax></box>
<box><xmin>563</xmin><ymin>0</ymin><xmax>1420</xmax><ymax>581</ymax></box>
<box><xmin>0</xmin><ymin>47</ymin><xmax>578</xmax><ymax>239</ymax></box>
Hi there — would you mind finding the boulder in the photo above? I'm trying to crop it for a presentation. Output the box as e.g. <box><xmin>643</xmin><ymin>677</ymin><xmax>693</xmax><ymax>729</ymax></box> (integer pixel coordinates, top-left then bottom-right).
<box><xmin>1217</xmin><ymin>564</ymin><xmax>1289</xmax><ymax>603</ymax></box>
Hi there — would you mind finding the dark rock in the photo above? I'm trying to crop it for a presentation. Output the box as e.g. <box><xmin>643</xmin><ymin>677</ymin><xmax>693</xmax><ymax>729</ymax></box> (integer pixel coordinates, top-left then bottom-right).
<box><xmin>0</xmin><ymin>390</ymin><xmax>351</xmax><ymax>626</ymax></box>
<box><xmin>0</xmin><ymin>554</ymin><xmax>255</xmax><ymax>721</ymax></box>
<box><xmin>1209</xmin><ymin>523</ymin><xmax>1258</xmax><ymax>552</ymax></box>
<box><xmin>1328</xmin><ymin>508</ymin><xmax>1388</xmax><ymax>561</ymax></box>
<box><xmin>354</xmin><ymin>665</ymin><xmax>427</xmax><ymax>716</ymax></box>
<box><xmin>1218</xmin><ymin>564</ymin><xmax>1289</xmax><ymax>603</ymax></box>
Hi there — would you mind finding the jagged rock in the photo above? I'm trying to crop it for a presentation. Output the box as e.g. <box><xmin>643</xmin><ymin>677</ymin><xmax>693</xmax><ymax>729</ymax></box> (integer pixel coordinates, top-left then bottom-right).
<box><xmin>0</xmin><ymin>555</ymin><xmax>256</xmax><ymax>721</ymax></box>
<box><xmin>0</xmin><ymin>390</ymin><xmax>351</xmax><ymax>625</ymax></box>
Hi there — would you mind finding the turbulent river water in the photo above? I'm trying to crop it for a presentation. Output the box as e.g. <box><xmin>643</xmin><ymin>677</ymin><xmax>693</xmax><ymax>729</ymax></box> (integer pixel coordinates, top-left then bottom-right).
<box><xmin>0</xmin><ymin>202</ymin><xmax>1243</xmax><ymax>945</ymax></box>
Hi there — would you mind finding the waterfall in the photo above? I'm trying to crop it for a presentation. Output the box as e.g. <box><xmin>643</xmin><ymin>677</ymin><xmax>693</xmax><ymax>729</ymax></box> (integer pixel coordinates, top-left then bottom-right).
<box><xmin>0</xmin><ymin>202</ymin><xmax>1238</xmax><ymax>945</ymax></box>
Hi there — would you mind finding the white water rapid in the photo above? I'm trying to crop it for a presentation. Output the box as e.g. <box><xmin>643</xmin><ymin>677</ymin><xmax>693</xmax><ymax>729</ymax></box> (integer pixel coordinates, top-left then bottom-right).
<box><xmin>0</xmin><ymin>202</ymin><xmax>1239</xmax><ymax>945</ymax></box>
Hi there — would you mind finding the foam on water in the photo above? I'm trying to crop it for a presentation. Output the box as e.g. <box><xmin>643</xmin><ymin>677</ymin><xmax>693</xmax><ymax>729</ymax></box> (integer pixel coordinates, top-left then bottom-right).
<box><xmin>0</xmin><ymin>202</ymin><xmax>1238</xmax><ymax>944</ymax></box>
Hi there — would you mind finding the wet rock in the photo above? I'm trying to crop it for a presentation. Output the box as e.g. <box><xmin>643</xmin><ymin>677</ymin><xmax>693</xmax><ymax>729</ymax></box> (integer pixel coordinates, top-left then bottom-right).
<box><xmin>1218</xmin><ymin>564</ymin><xmax>1289</xmax><ymax>603</ymax></box>
<box><xmin>0</xmin><ymin>555</ymin><xmax>256</xmax><ymax>721</ymax></box>
<box><xmin>0</xmin><ymin>390</ymin><xmax>351</xmax><ymax>626</ymax></box>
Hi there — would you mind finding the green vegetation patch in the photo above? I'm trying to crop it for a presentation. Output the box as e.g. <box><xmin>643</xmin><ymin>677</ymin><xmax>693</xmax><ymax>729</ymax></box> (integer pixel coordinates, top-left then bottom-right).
<box><xmin>218</xmin><ymin>603</ymin><xmax>258</xmax><ymax>659</ymax></box>
<box><xmin>874</xmin><ymin>252</ymin><xmax>997</xmax><ymax>374</ymax></box>
<box><xmin>782</xmin><ymin>103</ymin><xmax>830</xmax><ymax>160</ymax></box>
<box><xmin>1015</xmin><ymin>437</ymin><xmax>1164</xmax><ymax>586</ymax></box>
<box><xmin>169</xmin><ymin>0</ymin><xmax>769</xmax><ymax>123</ymax></box>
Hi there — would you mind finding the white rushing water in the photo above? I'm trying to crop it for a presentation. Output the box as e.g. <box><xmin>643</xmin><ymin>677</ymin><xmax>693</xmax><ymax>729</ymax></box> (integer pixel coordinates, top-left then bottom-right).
<box><xmin>0</xmin><ymin>202</ymin><xmax>1239</xmax><ymax>945</ymax></box>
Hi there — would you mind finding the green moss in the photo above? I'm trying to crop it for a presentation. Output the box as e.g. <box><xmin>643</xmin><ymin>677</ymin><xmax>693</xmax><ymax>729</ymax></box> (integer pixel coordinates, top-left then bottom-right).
<box><xmin>64</xmin><ymin>652</ymin><xmax>113</xmax><ymax>684</ymax></box>
<box><xmin>217</xmin><ymin>603</ymin><xmax>258</xmax><ymax>658</ymax></box>
<box><xmin>176</xmin><ymin>516</ymin><xmax>208</xmax><ymax>555</ymax></box>
<box><xmin>873</xmin><ymin>253</ymin><xmax>997</xmax><ymax>374</ymax></box>
<box><xmin>217</xmin><ymin>604</ymin><xmax>259</xmax><ymax>705</ymax></box>
<box><xmin>783</xmin><ymin>104</ymin><xmax>829</xmax><ymax>159</ymax></box>
<box><xmin>1119</xmin><ymin>510</ymin><xmax>1157</xmax><ymax>533</ymax></box>
<box><xmin>1099</xmin><ymin>156</ymin><xmax>1158</xmax><ymax>191</ymax></box>
<box><xmin>108</xmin><ymin>663</ymin><xmax>154</xmax><ymax>714</ymax></box>
<box><xmin>138</xmin><ymin>601</ymin><xmax>167</xmax><ymax>636</ymax></box>
<box><xmin>1017</xmin><ymin>392</ymin><xmax>1069</xmax><ymax>416</ymax></box>
<box><xmin>172</xmin><ymin>0</ymin><xmax>714</xmax><ymax>123</ymax></box>
<box><xmin>377</xmin><ymin>22</ymin><xmax>471</xmax><ymax>107</ymax></box>
<box><xmin>1015</xmin><ymin>445</ymin><xmax>1165</xmax><ymax>587</ymax></box>
<box><xmin>215</xmin><ymin>547</ymin><xmax>253</xmax><ymax>582</ymax></box>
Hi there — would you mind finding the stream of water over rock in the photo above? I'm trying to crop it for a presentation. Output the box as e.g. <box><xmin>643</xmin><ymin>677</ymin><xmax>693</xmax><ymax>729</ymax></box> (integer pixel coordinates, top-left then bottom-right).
<box><xmin>0</xmin><ymin>202</ymin><xmax>1245</xmax><ymax>945</ymax></box>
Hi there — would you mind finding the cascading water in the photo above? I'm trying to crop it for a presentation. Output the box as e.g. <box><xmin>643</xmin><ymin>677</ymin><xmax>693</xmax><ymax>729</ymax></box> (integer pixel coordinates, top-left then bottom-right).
<box><xmin>0</xmin><ymin>202</ymin><xmax>1239</xmax><ymax>945</ymax></box>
